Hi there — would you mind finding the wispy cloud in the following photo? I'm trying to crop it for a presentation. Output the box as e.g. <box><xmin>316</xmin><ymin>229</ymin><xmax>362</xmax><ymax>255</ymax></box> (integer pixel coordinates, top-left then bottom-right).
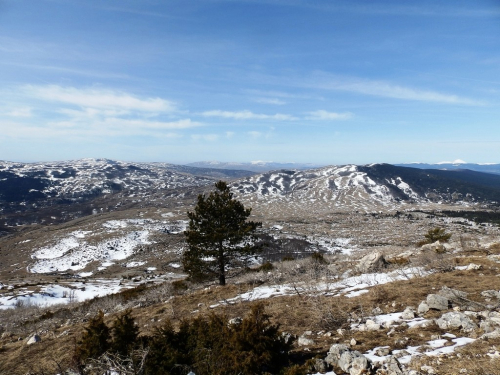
<box><xmin>253</xmin><ymin>97</ymin><xmax>286</xmax><ymax>105</ymax></box>
<box><xmin>25</xmin><ymin>85</ymin><xmax>176</xmax><ymax>113</ymax></box>
<box><xmin>306</xmin><ymin>110</ymin><xmax>353</xmax><ymax>120</ymax></box>
<box><xmin>191</xmin><ymin>134</ymin><xmax>219</xmax><ymax>141</ymax></box>
<box><xmin>4</xmin><ymin>107</ymin><xmax>32</xmax><ymax>117</ymax></box>
<box><xmin>201</xmin><ymin>110</ymin><xmax>297</xmax><ymax>120</ymax></box>
<box><xmin>247</xmin><ymin>131</ymin><xmax>262</xmax><ymax>138</ymax></box>
<box><xmin>309</xmin><ymin>75</ymin><xmax>484</xmax><ymax>105</ymax></box>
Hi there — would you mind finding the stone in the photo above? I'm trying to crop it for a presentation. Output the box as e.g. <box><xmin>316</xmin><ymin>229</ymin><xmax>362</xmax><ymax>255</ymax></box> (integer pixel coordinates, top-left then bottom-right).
<box><xmin>438</xmin><ymin>286</ymin><xmax>468</xmax><ymax>301</ymax></box>
<box><xmin>297</xmin><ymin>336</ymin><xmax>315</xmax><ymax>346</ymax></box>
<box><xmin>366</xmin><ymin>319</ymin><xmax>381</xmax><ymax>331</ymax></box>
<box><xmin>482</xmin><ymin>290</ymin><xmax>500</xmax><ymax>299</ymax></box>
<box><xmin>27</xmin><ymin>334</ymin><xmax>41</xmax><ymax>345</ymax></box>
<box><xmin>1</xmin><ymin>331</ymin><xmax>13</xmax><ymax>339</ymax></box>
<box><xmin>375</xmin><ymin>347</ymin><xmax>391</xmax><ymax>356</ymax></box>
<box><xmin>418</xmin><ymin>301</ymin><xmax>430</xmax><ymax>315</ymax></box>
<box><xmin>325</xmin><ymin>344</ymin><xmax>350</xmax><ymax>367</ymax></box>
<box><xmin>421</xmin><ymin>365</ymin><xmax>437</xmax><ymax>374</ymax></box>
<box><xmin>402</xmin><ymin>306</ymin><xmax>415</xmax><ymax>320</ymax></box>
<box><xmin>350</xmin><ymin>338</ymin><xmax>357</xmax><ymax>346</ymax></box>
<box><xmin>480</xmin><ymin>329</ymin><xmax>500</xmax><ymax>340</ymax></box>
<box><xmin>436</xmin><ymin>312</ymin><xmax>478</xmax><ymax>332</ymax></box>
<box><xmin>357</xmin><ymin>251</ymin><xmax>388</xmax><ymax>273</ymax></box>
<box><xmin>426</xmin><ymin>294</ymin><xmax>449</xmax><ymax>310</ymax></box>
<box><xmin>350</xmin><ymin>355</ymin><xmax>370</xmax><ymax>375</ymax></box>
<box><xmin>467</xmin><ymin>263</ymin><xmax>482</xmax><ymax>270</ymax></box>
<box><xmin>385</xmin><ymin>356</ymin><xmax>404</xmax><ymax>375</ymax></box>
<box><xmin>372</xmin><ymin>306</ymin><xmax>383</xmax><ymax>315</ymax></box>
<box><xmin>228</xmin><ymin>317</ymin><xmax>242</xmax><ymax>326</ymax></box>
<box><xmin>421</xmin><ymin>241</ymin><xmax>446</xmax><ymax>253</ymax></box>
<box><xmin>312</xmin><ymin>358</ymin><xmax>328</xmax><ymax>373</ymax></box>
<box><xmin>337</xmin><ymin>350</ymin><xmax>371</xmax><ymax>375</ymax></box>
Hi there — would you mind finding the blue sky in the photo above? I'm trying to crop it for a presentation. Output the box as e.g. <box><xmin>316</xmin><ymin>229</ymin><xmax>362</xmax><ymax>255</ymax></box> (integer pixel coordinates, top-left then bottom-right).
<box><xmin>1</xmin><ymin>0</ymin><xmax>499</xmax><ymax>165</ymax></box>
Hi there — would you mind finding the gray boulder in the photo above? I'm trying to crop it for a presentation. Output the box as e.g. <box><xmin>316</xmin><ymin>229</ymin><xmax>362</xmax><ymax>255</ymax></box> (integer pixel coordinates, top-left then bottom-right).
<box><xmin>402</xmin><ymin>306</ymin><xmax>415</xmax><ymax>320</ymax></box>
<box><xmin>297</xmin><ymin>336</ymin><xmax>314</xmax><ymax>346</ymax></box>
<box><xmin>418</xmin><ymin>301</ymin><xmax>430</xmax><ymax>315</ymax></box>
<box><xmin>480</xmin><ymin>329</ymin><xmax>500</xmax><ymax>340</ymax></box>
<box><xmin>357</xmin><ymin>251</ymin><xmax>387</xmax><ymax>273</ymax></box>
<box><xmin>426</xmin><ymin>294</ymin><xmax>449</xmax><ymax>310</ymax></box>
<box><xmin>325</xmin><ymin>344</ymin><xmax>350</xmax><ymax>367</ymax></box>
<box><xmin>481</xmin><ymin>290</ymin><xmax>500</xmax><ymax>299</ymax></box>
<box><xmin>385</xmin><ymin>356</ymin><xmax>404</xmax><ymax>375</ymax></box>
<box><xmin>436</xmin><ymin>312</ymin><xmax>478</xmax><ymax>332</ymax></box>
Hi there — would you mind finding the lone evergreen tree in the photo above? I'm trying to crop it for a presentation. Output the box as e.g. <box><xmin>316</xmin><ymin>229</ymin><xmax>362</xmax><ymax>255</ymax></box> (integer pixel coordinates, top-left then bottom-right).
<box><xmin>183</xmin><ymin>180</ymin><xmax>262</xmax><ymax>285</ymax></box>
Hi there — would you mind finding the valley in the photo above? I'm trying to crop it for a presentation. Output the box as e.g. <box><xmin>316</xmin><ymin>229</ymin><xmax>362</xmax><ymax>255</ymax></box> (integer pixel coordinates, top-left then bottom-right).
<box><xmin>0</xmin><ymin>160</ymin><xmax>500</xmax><ymax>374</ymax></box>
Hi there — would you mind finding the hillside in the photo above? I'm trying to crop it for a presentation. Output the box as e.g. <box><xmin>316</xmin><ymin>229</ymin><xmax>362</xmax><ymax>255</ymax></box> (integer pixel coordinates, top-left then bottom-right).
<box><xmin>1</xmin><ymin>161</ymin><xmax>500</xmax><ymax>374</ymax></box>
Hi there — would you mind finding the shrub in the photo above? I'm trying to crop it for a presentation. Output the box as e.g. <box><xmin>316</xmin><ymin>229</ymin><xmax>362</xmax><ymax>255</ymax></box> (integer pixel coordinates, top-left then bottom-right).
<box><xmin>74</xmin><ymin>311</ymin><xmax>111</xmax><ymax>363</ymax></box>
<box><xmin>258</xmin><ymin>261</ymin><xmax>274</xmax><ymax>272</ymax></box>
<box><xmin>418</xmin><ymin>227</ymin><xmax>452</xmax><ymax>246</ymax></box>
<box><xmin>145</xmin><ymin>302</ymin><xmax>293</xmax><ymax>375</ymax></box>
<box><xmin>111</xmin><ymin>309</ymin><xmax>139</xmax><ymax>356</ymax></box>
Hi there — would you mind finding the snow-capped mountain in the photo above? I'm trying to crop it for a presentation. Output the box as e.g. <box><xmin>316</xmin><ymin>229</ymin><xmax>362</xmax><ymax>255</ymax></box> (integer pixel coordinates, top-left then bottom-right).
<box><xmin>232</xmin><ymin>163</ymin><xmax>500</xmax><ymax>210</ymax></box>
<box><xmin>0</xmin><ymin>159</ymin><xmax>252</xmax><ymax>230</ymax></box>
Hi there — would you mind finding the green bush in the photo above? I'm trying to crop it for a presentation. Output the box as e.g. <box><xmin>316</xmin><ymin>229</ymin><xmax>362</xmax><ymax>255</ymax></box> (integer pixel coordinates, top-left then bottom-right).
<box><xmin>74</xmin><ymin>311</ymin><xmax>110</xmax><ymax>363</ymax></box>
<box><xmin>111</xmin><ymin>309</ymin><xmax>139</xmax><ymax>356</ymax></box>
<box><xmin>146</xmin><ymin>302</ymin><xmax>294</xmax><ymax>375</ymax></box>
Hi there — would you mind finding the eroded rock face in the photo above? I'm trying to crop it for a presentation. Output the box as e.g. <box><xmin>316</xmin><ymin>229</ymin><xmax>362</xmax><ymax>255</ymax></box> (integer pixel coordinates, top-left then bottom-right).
<box><xmin>435</xmin><ymin>312</ymin><xmax>478</xmax><ymax>332</ymax></box>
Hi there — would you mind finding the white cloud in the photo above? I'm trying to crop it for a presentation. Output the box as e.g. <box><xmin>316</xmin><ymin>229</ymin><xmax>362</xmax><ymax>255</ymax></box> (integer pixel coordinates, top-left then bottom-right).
<box><xmin>247</xmin><ymin>131</ymin><xmax>262</xmax><ymax>138</ymax></box>
<box><xmin>309</xmin><ymin>75</ymin><xmax>484</xmax><ymax>105</ymax></box>
<box><xmin>201</xmin><ymin>110</ymin><xmax>297</xmax><ymax>121</ymax></box>
<box><xmin>191</xmin><ymin>134</ymin><xmax>219</xmax><ymax>141</ymax></box>
<box><xmin>4</xmin><ymin>107</ymin><xmax>32</xmax><ymax>117</ymax></box>
<box><xmin>254</xmin><ymin>97</ymin><xmax>286</xmax><ymax>105</ymax></box>
<box><xmin>307</xmin><ymin>110</ymin><xmax>353</xmax><ymax>120</ymax></box>
<box><xmin>25</xmin><ymin>85</ymin><xmax>176</xmax><ymax>112</ymax></box>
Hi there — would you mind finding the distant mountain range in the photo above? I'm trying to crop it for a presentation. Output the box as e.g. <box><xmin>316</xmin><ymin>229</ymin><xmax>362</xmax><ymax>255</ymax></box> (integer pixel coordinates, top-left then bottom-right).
<box><xmin>185</xmin><ymin>161</ymin><xmax>322</xmax><ymax>173</ymax></box>
<box><xmin>232</xmin><ymin>163</ymin><xmax>500</xmax><ymax>210</ymax></box>
<box><xmin>1</xmin><ymin>159</ymin><xmax>499</xmax><ymax>233</ymax></box>
<box><xmin>397</xmin><ymin>162</ymin><xmax>500</xmax><ymax>175</ymax></box>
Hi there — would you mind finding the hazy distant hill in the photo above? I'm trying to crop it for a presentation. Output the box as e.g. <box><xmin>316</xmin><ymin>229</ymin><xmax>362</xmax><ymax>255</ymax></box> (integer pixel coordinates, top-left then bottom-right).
<box><xmin>186</xmin><ymin>161</ymin><xmax>322</xmax><ymax>173</ymax></box>
<box><xmin>397</xmin><ymin>162</ymin><xmax>500</xmax><ymax>175</ymax></box>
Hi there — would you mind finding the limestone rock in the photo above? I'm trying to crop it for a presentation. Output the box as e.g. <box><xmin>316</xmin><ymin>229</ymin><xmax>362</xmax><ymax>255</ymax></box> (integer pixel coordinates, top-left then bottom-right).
<box><xmin>481</xmin><ymin>290</ymin><xmax>500</xmax><ymax>299</ymax></box>
<box><xmin>436</xmin><ymin>312</ymin><xmax>478</xmax><ymax>332</ymax></box>
<box><xmin>311</xmin><ymin>358</ymin><xmax>328</xmax><ymax>373</ymax></box>
<box><xmin>297</xmin><ymin>336</ymin><xmax>315</xmax><ymax>346</ymax></box>
<box><xmin>480</xmin><ymin>329</ymin><xmax>500</xmax><ymax>340</ymax></box>
<box><xmin>402</xmin><ymin>306</ymin><xmax>415</xmax><ymax>320</ymax></box>
<box><xmin>366</xmin><ymin>319</ymin><xmax>381</xmax><ymax>331</ymax></box>
<box><xmin>421</xmin><ymin>241</ymin><xmax>446</xmax><ymax>253</ymax></box>
<box><xmin>438</xmin><ymin>286</ymin><xmax>468</xmax><ymax>301</ymax></box>
<box><xmin>418</xmin><ymin>301</ymin><xmax>430</xmax><ymax>315</ymax></box>
<box><xmin>385</xmin><ymin>356</ymin><xmax>404</xmax><ymax>375</ymax></box>
<box><xmin>426</xmin><ymin>294</ymin><xmax>449</xmax><ymax>310</ymax></box>
<box><xmin>325</xmin><ymin>344</ymin><xmax>350</xmax><ymax>367</ymax></box>
<box><xmin>27</xmin><ymin>334</ymin><xmax>41</xmax><ymax>345</ymax></box>
<box><xmin>357</xmin><ymin>251</ymin><xmax>388</xmax><ymax>273</ymax></box>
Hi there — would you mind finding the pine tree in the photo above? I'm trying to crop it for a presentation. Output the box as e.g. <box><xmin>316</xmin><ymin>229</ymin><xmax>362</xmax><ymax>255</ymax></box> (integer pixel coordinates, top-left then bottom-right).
<box><xmin>183</xmin><ymin>180</ymin><xmax>262</xmax><ymax>286</ymax></box>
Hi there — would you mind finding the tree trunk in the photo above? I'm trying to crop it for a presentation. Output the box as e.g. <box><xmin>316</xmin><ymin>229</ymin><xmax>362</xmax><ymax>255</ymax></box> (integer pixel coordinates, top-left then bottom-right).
<box><xmin>219</xmin><ymin>241</ymin><xmax>225</xmax><ymax>286</ymax></box>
